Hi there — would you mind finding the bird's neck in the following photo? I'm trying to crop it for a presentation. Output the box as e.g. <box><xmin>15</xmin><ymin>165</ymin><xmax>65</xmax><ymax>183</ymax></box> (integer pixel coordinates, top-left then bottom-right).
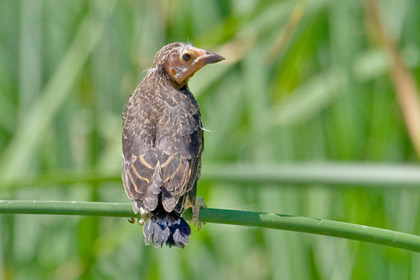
<box><xmin>141</xmin><ymin>66</ymin><xmax>198</xmax><ymax>107</ymax></box>
<box><xmin>146</xmin><ymin>65</ymin><xmax>188</xmax><ymax>90</ymax></box>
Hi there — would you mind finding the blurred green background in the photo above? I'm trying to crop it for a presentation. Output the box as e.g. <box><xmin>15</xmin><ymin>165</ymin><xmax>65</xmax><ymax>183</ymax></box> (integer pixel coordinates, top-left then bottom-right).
<box><xmin>1</xmin><ymin>0</ymin><xmax>420</xmax><ymax>279</ymax></box>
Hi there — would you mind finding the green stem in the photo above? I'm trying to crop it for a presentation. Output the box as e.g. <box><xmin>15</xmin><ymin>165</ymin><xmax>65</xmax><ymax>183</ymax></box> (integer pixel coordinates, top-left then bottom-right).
<box><xmin>0</xmin><ymin>200</ymin><xmax>132</xmax><ymax>217</ymax></box>
<box><xmin>1</xmin><ymin>200</ymin><xmax>420</xmax><ymax>252</ymax></box>
<box><xmin>184</xmin><ymin>208</ymin><xmax>420</xmax><ymax>252</ymax></box>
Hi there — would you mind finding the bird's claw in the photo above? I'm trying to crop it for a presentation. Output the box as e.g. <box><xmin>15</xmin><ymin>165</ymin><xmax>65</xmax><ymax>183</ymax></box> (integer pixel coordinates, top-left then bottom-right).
<box><xmin>191</xmin><ymin>197</ymin><xmax>207</xmax><ymax>230</ymax></box>
<box><xmin>127</xmin><ymin>210</ymin><xmax>147</xmax><ymax>226</ymax></box>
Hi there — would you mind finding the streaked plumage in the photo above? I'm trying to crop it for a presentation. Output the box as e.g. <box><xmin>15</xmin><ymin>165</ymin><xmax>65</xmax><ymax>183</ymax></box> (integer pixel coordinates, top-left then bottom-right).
<box><xmin>122</xmin><ymin>42</ymin><xmax>224</xmax><ymax>248</ymax></box>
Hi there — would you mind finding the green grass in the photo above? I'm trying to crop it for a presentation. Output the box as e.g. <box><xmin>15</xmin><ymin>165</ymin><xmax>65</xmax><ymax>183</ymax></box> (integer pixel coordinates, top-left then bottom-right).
<box><xmin>1</xmin><ymin>0</ymin><xmax>420</xmax><ymax>279</ymax></box>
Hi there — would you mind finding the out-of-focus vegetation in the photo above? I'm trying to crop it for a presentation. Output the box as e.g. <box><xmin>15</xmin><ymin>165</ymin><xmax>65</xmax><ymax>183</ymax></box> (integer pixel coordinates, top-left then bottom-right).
<box><xmin>1</xmin><ymin>0</ymin><xmax>420</xmax><ymax>279</ymax></box>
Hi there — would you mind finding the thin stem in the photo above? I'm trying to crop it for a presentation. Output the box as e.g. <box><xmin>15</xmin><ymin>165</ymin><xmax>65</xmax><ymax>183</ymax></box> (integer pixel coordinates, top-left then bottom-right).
<box><xmin>1</xmin><ymin>200</ymin><xmax>420</xmax><ymax>252</ymax></box>
<box><xmin>0</xmin><ymin>200</ymin><xmax>132</xmax><ymax>217</ymax></box>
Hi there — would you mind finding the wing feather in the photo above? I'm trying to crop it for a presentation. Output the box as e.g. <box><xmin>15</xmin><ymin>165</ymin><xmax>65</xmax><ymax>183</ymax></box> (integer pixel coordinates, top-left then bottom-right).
<box><xmin>122</xmin><ymin>86</ymin><xmax>203</xmax><ymax>214</ymax></box>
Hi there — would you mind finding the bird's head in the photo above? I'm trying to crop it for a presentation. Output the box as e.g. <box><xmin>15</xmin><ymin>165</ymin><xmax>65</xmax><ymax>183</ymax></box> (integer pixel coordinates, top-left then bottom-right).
<box><xmin>152</xmin><ymin>42</ymin><xmax>225</xmax><ymax>86</ymax></box>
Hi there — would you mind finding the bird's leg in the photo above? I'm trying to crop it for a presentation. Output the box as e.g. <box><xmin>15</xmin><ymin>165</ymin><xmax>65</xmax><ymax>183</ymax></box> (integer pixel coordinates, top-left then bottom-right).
<box><xmin>192</xmin><ymin>196</ymin><xmax>207</xmax><ymax>230</ymax></box>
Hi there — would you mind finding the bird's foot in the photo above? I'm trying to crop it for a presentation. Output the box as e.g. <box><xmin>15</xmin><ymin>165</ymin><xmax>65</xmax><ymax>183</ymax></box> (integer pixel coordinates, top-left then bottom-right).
<box><xmin>127</xmin><ymin>216</ymin><xmax>147</xmax><ymax>225</ymax></box>
<box><xmin>127</xmin><ymin>207</ymin><xmax>148</xmax><ymax>226</ymax></box>
<box><xmin>192</xmin><ymin>197</ymin><xmax>207</xmax><ymax>231</ymax></box>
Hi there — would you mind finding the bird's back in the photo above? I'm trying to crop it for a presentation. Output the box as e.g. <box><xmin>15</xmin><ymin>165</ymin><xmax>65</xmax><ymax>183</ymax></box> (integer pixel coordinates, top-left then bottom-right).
<box><xmin>122</xmin><ymin>77</ymin><xmax>202</xmax><ymax>247</ymax></box>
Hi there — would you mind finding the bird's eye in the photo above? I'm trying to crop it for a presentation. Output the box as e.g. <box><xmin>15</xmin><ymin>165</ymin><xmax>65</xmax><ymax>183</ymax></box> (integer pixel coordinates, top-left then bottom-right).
<box><xmin>182</xmin><ymin>53</ymin><xmax>191</xmax><ymax>61</ymax></box>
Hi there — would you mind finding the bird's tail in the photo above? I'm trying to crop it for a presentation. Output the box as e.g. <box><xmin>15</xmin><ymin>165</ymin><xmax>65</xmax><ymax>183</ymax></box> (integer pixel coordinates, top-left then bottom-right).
<box><xmin>143</xmin><ymin>207</ymin><xmax>191</xmax><ymax>248</ymax></box>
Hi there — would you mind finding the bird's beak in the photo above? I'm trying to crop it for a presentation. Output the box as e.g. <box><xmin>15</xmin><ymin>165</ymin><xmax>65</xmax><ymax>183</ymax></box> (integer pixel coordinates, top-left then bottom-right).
<box><xmin>167</xmin><ymin>48</ymin><xmax>225</xmax><ymax>85</ymax></box>
<box><xmin>195</xmin><ymin>49</ymin><xmax>225</xmax><ymax>65</ymax></box>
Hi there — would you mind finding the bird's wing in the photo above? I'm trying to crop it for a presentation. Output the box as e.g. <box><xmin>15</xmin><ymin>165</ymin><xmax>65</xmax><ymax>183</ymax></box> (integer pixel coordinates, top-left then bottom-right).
<box><xmin>157</xmin><ymin>102</ymin><xmax>203</xmax><ymax>213</ymax></box>
<box><xmin>122</xmin><ymin>90</ymin><xmax>162</xmax><ymax>213</ymax></box>
<box><xmin>122</xmin><ymin>89</ymin><xmax>203</xmax><ymax>214</ymax></box>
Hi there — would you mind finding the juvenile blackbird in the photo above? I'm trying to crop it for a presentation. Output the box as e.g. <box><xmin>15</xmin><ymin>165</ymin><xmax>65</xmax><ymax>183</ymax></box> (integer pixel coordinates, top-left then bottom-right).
<box><xmin>122</xmin><ymin>42</ymin><xmax>224</xmax><ymax>248</ymax></box>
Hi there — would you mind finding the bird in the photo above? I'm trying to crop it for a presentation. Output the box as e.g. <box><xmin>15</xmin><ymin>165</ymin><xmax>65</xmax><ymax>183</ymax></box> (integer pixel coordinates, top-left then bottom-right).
<box><xmin>121</xmin><ymin>42</ymin><xmax>224</xmax><ymax>248</ymax></box>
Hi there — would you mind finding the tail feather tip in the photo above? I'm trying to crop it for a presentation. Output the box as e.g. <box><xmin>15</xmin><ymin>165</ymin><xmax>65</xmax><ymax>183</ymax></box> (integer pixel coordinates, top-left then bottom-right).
<box><xmin>143</xmin><ymin>213</ymin><xmax>191</xmax><ymax>248</ymax></box>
